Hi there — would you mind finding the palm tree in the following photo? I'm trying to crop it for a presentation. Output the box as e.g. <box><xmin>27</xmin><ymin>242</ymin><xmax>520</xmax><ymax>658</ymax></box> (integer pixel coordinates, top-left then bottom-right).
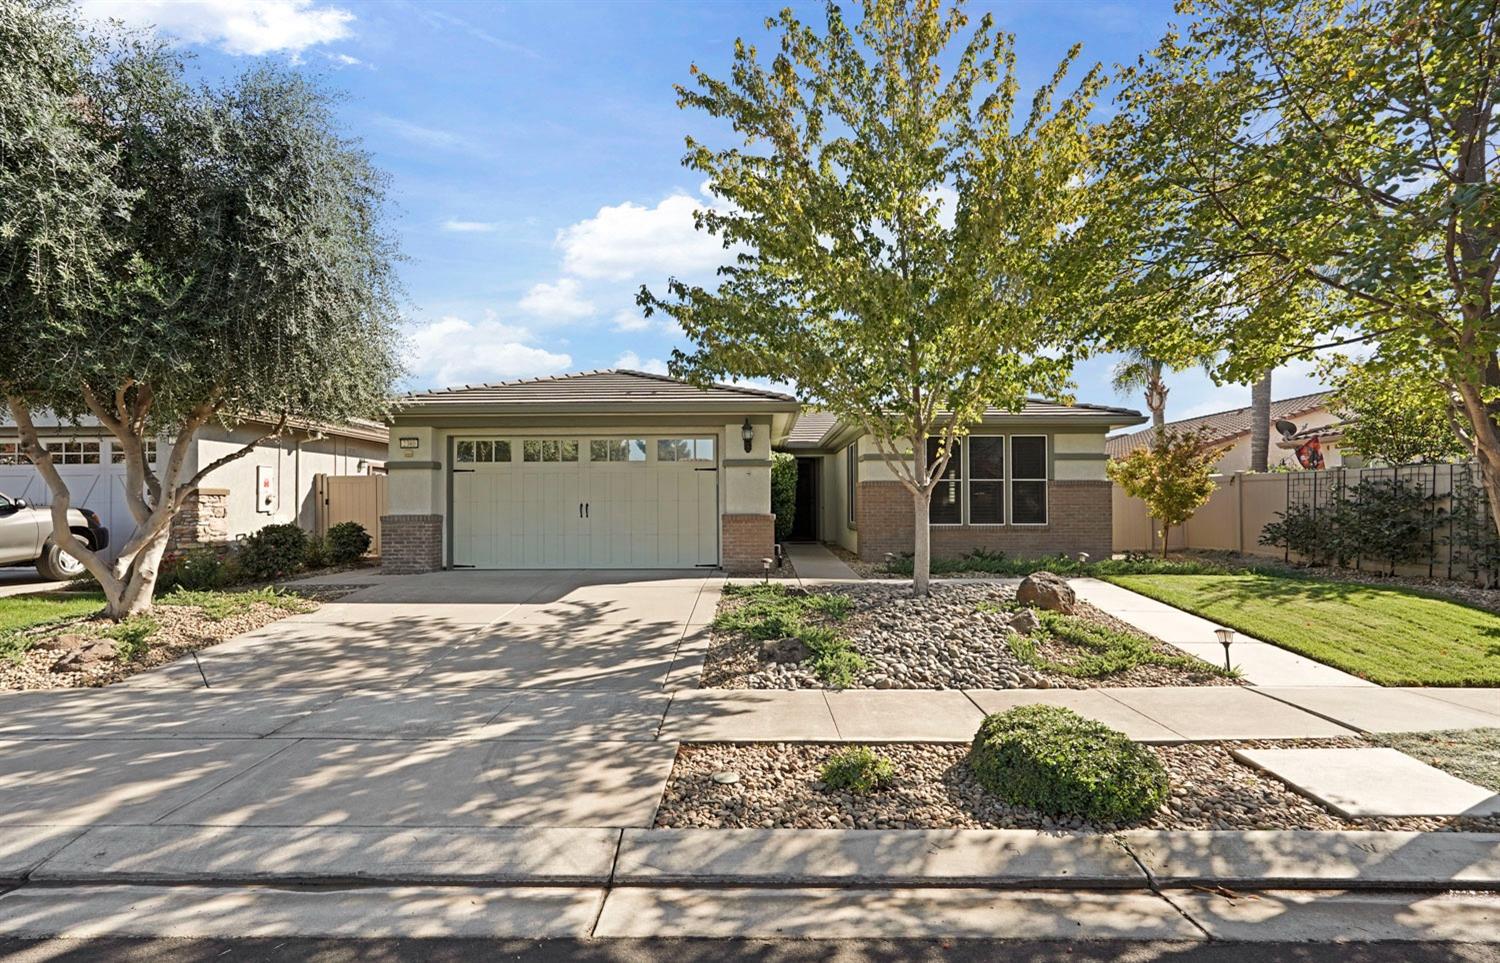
<box><xmin>1249</xmin><ymin>370</ymin><xmax>1273</xmax><ymax>472</ymax></box>
<box><xmin>1112</xmin><ymin>350</ymin><xmax>1169</xmax><ymax>429</ymax></box>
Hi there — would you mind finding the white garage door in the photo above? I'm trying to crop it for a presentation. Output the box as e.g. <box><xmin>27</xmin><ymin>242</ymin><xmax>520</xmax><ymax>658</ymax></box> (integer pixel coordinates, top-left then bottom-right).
<box><xmin>450</xmin><ymin>435</ymin><xmax>719</xmax><ymax>569</ymax></box>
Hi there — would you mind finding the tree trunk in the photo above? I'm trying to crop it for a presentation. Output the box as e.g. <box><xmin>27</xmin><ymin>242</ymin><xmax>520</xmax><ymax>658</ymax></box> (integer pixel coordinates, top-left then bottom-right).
<box><xmin>1456</xmin><ymin>379</ymin><xmax>1500</xmax><ymax>542</ymax></box>
<box><xmin>1159</xmin><ymin>522</ymin><xmax>1170</xmax><ymax>559</ymax></box>
<box><xmin>1147</xmin><ymin>359</ymin><xmax>1167</xmax><ymax>429</ymax></box>
<box><xmin>108</xmin><ymin>527</ymin><xmax>171</xmax><ymax>620</ymax></box>
<box><xmin>1249</xmin><ymin>371</ymin><xmax>1272</xmax><ymax>473</ymax></box>
<box><xmin>912</xmin><ymin>489</ymin><xmax>932</xmax><ymax>597</ymax></box>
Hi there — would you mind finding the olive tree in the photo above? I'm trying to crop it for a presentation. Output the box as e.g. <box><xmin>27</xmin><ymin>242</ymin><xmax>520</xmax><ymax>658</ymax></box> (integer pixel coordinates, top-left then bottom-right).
<box><xmin>0</xmin><ymin>3</ymin><xmax>402</xmax><ymax>618</ymax></box>
<box><xmin>640</xmin><ymin>0</ymin><xmax>1114</xmax><ymax>594</ymax></box>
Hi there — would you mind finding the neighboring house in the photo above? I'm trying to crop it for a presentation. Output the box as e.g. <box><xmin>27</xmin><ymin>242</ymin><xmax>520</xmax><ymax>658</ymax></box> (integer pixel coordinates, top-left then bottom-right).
<box><xmin>1104</xmin><ymin>391</ymin><xmax>1343</xmax><ymax>472</ymax></box>
<box><xmin>380</xmin><ymin>369</ymin><xmax>1145</xmax><ymax>574</ymax></box>
<box><xmin>0</xmin><ymin>415</ymin><xmax>388</xmax><ymax>562</ymax></box>
<box><xmin>781</xmin><ymin>402</ymin><xmax>1145</xmax><ymax>564</ymax></box>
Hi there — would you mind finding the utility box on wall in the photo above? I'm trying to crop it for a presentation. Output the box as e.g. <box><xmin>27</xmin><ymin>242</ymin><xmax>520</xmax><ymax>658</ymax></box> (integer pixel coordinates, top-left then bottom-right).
<box><xmin>255</xmin><ymin>464</ymin><xmax>278</xmax><ymax>514</ymax></box>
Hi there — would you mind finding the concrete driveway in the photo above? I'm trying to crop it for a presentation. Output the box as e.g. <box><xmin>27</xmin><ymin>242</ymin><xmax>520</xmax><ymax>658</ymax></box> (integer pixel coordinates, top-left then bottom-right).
<box><xmin>0</xmin><ymin>570</ymin><xmax>718</xmax><ymax>841</ymax></box>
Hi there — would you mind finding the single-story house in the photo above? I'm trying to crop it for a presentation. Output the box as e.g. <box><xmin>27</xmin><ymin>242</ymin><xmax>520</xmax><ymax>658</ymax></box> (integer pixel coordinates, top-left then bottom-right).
<box><xmin>1105</xmin><ymin>391</ymin><xmax>1342</xmax><ymax>472</ymax></box>
<box><xmin>780</xmin><ymin>401</ymin><xmax>1145</xmax><ymax>564</ymax></box>
<box><xmin>381</xmin><ymin>369</ymin><xmax>1144</xmax><ymax>574</ymax></box>
<box><xmin>0</xmin><ymin>415</ymin><xmax>388</xmax><ymax>561</ymax></box>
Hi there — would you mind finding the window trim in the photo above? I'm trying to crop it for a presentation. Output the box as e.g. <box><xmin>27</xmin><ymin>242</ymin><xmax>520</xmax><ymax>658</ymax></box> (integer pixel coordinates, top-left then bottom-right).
<box><xmin>964</xmin><ymin>434</ymin><xmax>1007</xmax><ymax>527</ymax></box>
<box><xmin>1008</xmin><ymin>434</ymin><xmax>1049</xmax><ymax>526</ymax></box>
<box><xmin>846</xmin><ymin>444</ymin><xmax>857</xmax><ymax>527</ymax></box>
<box><xmin>926</xmin><ymin>437</ymin><xmax>964</xmax><ymax>527</ymax></box>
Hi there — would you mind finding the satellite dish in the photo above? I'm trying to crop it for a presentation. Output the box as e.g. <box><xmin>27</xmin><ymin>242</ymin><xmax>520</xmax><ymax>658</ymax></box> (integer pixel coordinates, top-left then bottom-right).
<box><xmin>1273</xmin><ymin>419</ymin><xmax>1298</xmax><ymax>440</ymax></box>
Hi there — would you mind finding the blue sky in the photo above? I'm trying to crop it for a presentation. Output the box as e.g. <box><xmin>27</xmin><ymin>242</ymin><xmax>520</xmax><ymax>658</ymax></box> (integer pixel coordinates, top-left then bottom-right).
<box><xmin>79</xmin><ymin>0</ymin><xmax>1330</xmax><ymax>425</ymax></box>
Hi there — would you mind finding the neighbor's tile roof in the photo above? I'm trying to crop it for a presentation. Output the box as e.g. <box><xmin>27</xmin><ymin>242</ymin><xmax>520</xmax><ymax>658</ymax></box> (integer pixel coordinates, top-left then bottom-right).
<box><xmin>782</xmin><ymin>400</ymin><xmax>1144</xmax><ymax>450</ymax></box>
<box><xmin>1106</xmin><ymin>391</ymin><xmax>1332</xmax><ymax>458</ymax></box>
<box><xmin>401</xmin><ymin>369</ymin><xmax>798</xmax><ymax>408</ymax></box>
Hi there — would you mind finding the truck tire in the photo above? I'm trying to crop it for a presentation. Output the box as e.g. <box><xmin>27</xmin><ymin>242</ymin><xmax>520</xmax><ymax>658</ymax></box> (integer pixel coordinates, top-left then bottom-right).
<box><xmin>36</xmin><ymin>539</ymin><xmax>86</xmax><ymax>581</ymax></box>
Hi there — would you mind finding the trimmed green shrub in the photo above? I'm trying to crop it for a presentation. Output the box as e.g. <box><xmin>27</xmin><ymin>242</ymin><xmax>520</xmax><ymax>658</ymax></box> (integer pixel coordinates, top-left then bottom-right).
<box><xmin>821</xmin><ymin>746</ymin><xmax>896</xmax><ymax>794</ymax></box>
<box><xmin>326</xmin><ymin>521</ymin><xmax>373</xmax><ymax>563</ymax></box>
<box><xmin>159</xmin><ymin>546</ymin><xmax>229</xmax><ymax>592</ymax></box>
<box><xmin>771</xmin><ymin>452</ymin><xmax>797</xmax><ymax>541</ymax></box>
<box><xmin>968</xmin><ymin>705</ymin><xmax>1169</xmax><ymax>823</ymax></box>
<box><xmin>303</xmin><ymin>534</ymin><xmax>331</xmax><ymax>570</ymax></box>
<box><xmin>236</xmin><ymin>523</ymin><xmax>309</xmax><ymax>581</ymax></box>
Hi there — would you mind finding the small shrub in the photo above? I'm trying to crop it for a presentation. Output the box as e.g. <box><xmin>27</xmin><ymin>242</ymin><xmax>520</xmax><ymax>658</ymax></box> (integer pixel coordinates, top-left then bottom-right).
<box><xmin>326</xmin><ymin>521</ymin><xmax>373</xmax><ymax>564</ymax></box>
<box><xmin>968</xmin><ymin>705</ymin><xmax>1169</xmax><ymax>823</ymax></box>
<box><xmin>236</xmin><ymin>524</ymin><xmax>309</xmax><ymax>581</ymax></box>
<box><xmin>160</xmin><ymin>547</ymin><xmax>230</xmax><ymax>592</ymax></box>
<box><xmin>303</xmin><ymin>534</ymin><xmax>331</xmax><ymax>570</ymax></box>
<box><xmin>802</xmin><ymin>625</ymin><xmax>867</xmax><ymax>687</ymax></box>
<box><xmin>771</xmin><ymin>452</ymin><xmax>797</xmax><ymax>542</ymax></box>
<box><xmin>109</xmin><ymin>616</ymin><xmax>158</xmax><ymax>661</ymax></box>
<box><xmin>821</xmin><ymin>746</ymin><xmax>896</xmax><ymax>794</ymax></box>
<box><xmin>1013</xmin><ymin>611</ymin><xmax>1231</xmax><ymax>680</ymax></box>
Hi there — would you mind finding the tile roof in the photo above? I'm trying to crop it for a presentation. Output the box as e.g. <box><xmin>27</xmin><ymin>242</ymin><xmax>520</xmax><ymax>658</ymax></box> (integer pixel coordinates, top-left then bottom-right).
<box><xmin>400</xmin><ymin>369</ymin><xmax>798</xmax><ymax>408</ymax></box>
<box><xmin>781</xmin><ymin>400</ymin><xmax>1144</xmax><ymax>450</ymax></box>
<box><xmin>1106</xmin><ymin>391</ymin><xmax>1332</xmax><ymax>458</ymax></box>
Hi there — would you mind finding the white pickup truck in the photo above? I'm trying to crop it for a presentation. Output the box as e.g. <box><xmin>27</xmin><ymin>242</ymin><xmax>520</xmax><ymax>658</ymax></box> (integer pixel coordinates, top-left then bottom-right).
<box><xmin>0</xmin><ymin>491</ymin><xmax>110</xmax><ymax>580</ymax></box>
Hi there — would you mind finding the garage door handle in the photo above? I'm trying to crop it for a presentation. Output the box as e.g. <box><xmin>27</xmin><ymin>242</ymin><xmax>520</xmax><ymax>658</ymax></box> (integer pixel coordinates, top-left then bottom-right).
<box><xmin>579</xmin><ymin>502</ymin><xmax>583</xmax><ymax>518</ymax></box>
<box><xmin>585</xmin><ymin>502</ymin><xmax>590</xmax><ymax>518</ymax></box>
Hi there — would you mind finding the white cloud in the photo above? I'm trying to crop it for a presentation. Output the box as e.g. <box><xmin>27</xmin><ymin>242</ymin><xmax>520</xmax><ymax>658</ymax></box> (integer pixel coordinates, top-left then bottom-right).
<box><xmin>557</xmin><ymin>192</ymin><xmax>728</xmax><ymax>281</ymax></box>
<box><xmin>611</xmin><ymin>309</ymin><xmax>653</xmax><ymax>333</ymax></box>
<box><xmin>442</xmin><ymin>219</ymin><xmax>499</xmax><ymax>233</ymax></box>
<box><xmin>518</xmin><ymin>278</ymin><xmax>594</xmax><ymax>320</ymax></box>
<box><xmin>614</xmin><ymin>351</ymin><xmax>668</xmax><ymax>375</ymax></box>
<box><xmin>326</xmin><ymin>52</ymin><xmax>361</xmax><ymax>66</ymax></box>
<box><xmin>372</xmin><ymin>116</ymin><xmax>475</xmax><ymax>153</ymax></box>
<box><xmin>78</xmin><ymin>0</ymin><xmax>353</xmax><ymax>55</ymax></box>
<box><xmin>407</xmin><ymin>315</ymin><xmax>571</xmax><ymax>387</ymax></box>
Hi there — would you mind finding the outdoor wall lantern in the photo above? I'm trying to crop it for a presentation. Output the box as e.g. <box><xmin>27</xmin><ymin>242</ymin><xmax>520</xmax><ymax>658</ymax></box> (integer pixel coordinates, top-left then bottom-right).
<box><xmin>741</xmin><ymin>418</ymin><xmax>755</xmax><ymax>453</ymax></box>
<box><xmin>1214</xmin><ymin>627</ymin><xmax>1236</xmax><ymax>672</ymax></box>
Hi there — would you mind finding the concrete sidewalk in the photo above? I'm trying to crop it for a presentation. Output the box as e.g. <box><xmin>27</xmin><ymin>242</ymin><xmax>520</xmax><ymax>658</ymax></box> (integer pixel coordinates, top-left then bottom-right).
<box><xmin>1070</xmin><ymin>577</ymin><xmax>1376</xmax><ymax>687</ymax></box>
<box><xmin>783</xmin><ymin>542</ymin><xmax>861</xmax><ymax>581</ymax></box>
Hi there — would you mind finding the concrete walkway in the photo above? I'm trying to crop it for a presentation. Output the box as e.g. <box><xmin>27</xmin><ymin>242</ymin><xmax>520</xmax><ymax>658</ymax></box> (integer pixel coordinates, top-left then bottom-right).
<box><xmin>1070</xmin><ymin>577</ymin><xmax>1376</xmax><ymax>687</ymax></box>
<box><xmin>783</xmin><ymin>541</ymin><xmax>861</xmax><ymax>581</ymax></box>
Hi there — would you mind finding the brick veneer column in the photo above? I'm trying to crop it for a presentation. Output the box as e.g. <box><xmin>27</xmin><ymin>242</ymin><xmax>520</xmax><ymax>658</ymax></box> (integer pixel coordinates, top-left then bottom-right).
<box><xmin>168</xmin><ymin>488</ymin><xmax>230</xmax><ymax>553</ymax></box>
<box><xmin>722</xmin><ymin>512</ymin><xmax>775</xmax><ymax>575</ymax></box>
<box><xmin>381</xmin><ymin>514</ymin><xmax>443</xmax><ymax>574</ymax></box>
<box><xmin>856</xmin><ymin>479</ymin><xmax>1113</xmax><ymax>561</ymax></box>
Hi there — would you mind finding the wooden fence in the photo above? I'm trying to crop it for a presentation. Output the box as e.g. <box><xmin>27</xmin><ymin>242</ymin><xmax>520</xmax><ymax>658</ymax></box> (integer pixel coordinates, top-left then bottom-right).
<box><xmin>1113</xmin><ymin>461</ymin><xmax>1495</xmax><ymax>583</ymax></box>
<box><xmin>313</xmin><ymin>473</ymin><xmax>388</xmax><ymax>556</ymax></box>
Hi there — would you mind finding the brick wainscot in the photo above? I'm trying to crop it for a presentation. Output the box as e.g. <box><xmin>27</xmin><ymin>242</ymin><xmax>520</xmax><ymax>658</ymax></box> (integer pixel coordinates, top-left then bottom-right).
<box><xmin>381</xmin><ymin>514</ymin><xmax>443</xmax><ymax>574</ymax></box>
<box><xmin>722</xmin><ymin>512</ymin><xmax>775</xmax><ymax>575</ymax></box>
<box><xmin>855</xmin><ymin>479</ymin><xmax>1112</xmax><ymax>561</ymax></box>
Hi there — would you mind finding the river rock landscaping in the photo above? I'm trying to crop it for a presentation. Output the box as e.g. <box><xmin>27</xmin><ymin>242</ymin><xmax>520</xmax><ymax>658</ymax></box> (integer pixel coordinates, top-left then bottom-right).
<box><xmin>0</xmin><ymin>587</ymin><xmax>326</xmax><ymax>690</ymax></box>
<box><xmin>702</xmin><ymin>579</ymin><xmax>1233</xmax><ymax>689</ymax></box>
<box><xmin>654</xmin><ymin>740</ymin><xmax>1500</xmax><ymax>833</ymax></box>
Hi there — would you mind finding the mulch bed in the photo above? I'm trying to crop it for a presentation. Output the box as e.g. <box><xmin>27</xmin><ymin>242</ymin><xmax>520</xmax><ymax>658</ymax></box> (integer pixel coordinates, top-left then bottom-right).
<box><xmin>702</xmin><ymin>581</ymin><xmax>1233</xmax><ymax>690</ymax></box>
<box><xmin>655</xmin><ymin>740</ymin><xmax>1500</xmax><ymax>834</ymax></box>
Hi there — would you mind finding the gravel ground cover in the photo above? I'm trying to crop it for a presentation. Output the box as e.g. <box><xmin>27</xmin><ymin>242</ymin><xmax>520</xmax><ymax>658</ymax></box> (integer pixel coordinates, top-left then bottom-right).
<box><xmin>702</xmin><ymin>581</ymin><xmax>1232</xmax><ymax>689</ymax></box>
<box><xmin>0</xmin><ymin>589</ymin><xmax>325</xmax><ymax>690</ymax></box>
<box><xmin>655</xmin><ymin>740</ymin><xmax>1500</xmax><ymax>833</ymax></box>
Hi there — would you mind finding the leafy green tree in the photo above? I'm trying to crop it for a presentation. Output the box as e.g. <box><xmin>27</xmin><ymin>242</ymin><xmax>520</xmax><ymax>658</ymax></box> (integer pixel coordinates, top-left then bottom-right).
<box><xmin>0</xmin><ymin>5</ymin><xmax>402</xmax><ymax>619</ymax></box>
<box><xmin>1322</xmin><ymin>355</ymin><xmax>1467</xmax><ymax>465</ymax></box>
<box><xmin>639</xmin><ymin>0</ymin><xmax>1114</xmax><ymax>594</ymax></box>
<box><xmin>1106</xmin><ymin>0</ymin><xmax>1500</xmax><ymax>535</ymax></box>
<box><xmin>1108</xmin><ymin>429</ymin><xmax>1226</xmax><ymax>558</ymax></box>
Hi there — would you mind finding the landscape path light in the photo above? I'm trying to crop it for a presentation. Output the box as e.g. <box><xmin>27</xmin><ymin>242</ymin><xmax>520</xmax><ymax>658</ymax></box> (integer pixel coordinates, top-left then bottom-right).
<box><xmin>1214</xmin><ymin>627</ymin><xmax>1236</xmax><ymax>673</ymax></box>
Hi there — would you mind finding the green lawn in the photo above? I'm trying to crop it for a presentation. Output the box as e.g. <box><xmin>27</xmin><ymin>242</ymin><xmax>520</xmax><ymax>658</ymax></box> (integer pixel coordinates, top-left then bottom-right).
<box><xmin>1374</xmin><ymin>729</ymin><xmax>1500</xmax><ymax>792</ymax></box>
<box><xmin>1104</xmin><ymin>573</ymin><xmax>1500</xmax><ymax>686</ymax></box>
<box><xmin>0</xmin><ymin>591</ymin><xmax>104</xmax><ymax>633</ymax></box>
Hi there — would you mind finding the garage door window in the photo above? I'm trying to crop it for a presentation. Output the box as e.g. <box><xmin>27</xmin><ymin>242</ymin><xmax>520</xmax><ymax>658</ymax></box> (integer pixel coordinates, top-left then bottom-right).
<box><xmin>0</xmin><ymin>442</ymin><xmax>22</xmax><ymax>466</ymax></box>
<box><xmin>523</xmin><ymin>439</ymin><xmax>579</xmax><ymax>462</ymax></box>
<box><xmin>657</xmin><ymin>438</ymin><xmax>715</xmax><ymax>462</ymax></box>
<box><xmin>590</xmin><ymin>439</ymin><xmax>647</xmax><ymax>462</ymax></box>
<box><xmin>45</xmin><ymin>440</ymin><xmax>100</xmax><ymax>464</ymax></box>
<box><xmin>109</xmin><ymin>439</ymin><xmax>158</xmax><ymax>465</ymax></box>
<box><xmin>456</xmin><ymin>439</ymin><xmax>512</xmax><ymax>463</ymax></box>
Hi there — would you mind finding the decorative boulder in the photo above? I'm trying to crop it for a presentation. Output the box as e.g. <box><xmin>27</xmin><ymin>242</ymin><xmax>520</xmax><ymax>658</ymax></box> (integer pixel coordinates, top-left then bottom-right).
<box><xmin>32</xmin><ymin>633</ymin><xmax>89</xmax><ymax>652</ymax></box>
<box><xmin>760</xmin><ymin>637</ymin><xmax>813</xmax><ymax>664</ymax></box>
<box><xmin>1016</xmin><ymin>571</ymin><xmax>1075</xmax><ymax>614</ymax></box>
<box><xmin>1008</xmin><ymin>609</ymin><xmax>1041</xmax><ymax>636</ymax></box>
<box><xmin>51</xmin><ymin>639</ymin><xmax>117</xmax><ymax>672</ymax></box>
